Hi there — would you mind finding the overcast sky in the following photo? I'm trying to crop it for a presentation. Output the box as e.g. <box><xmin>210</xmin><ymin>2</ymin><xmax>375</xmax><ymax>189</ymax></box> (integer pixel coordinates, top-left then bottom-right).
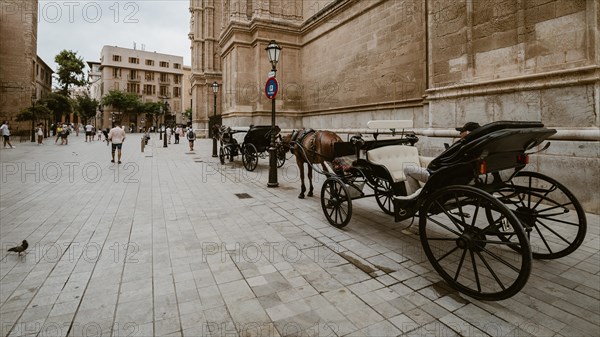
<box><xmin>38</xmin><ymin>0</ymin><xmax>191</xmax><ymax>73</ymax></box>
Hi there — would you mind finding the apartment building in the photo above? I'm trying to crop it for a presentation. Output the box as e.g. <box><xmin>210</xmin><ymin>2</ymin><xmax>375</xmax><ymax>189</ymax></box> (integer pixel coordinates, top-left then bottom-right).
<box><xmin>98</xmin><ymin>46</ymin><xmax>185</xmax><ymax>130</ymax></box>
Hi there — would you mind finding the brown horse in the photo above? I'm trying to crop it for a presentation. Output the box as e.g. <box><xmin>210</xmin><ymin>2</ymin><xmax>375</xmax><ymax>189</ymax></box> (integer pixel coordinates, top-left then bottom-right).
<box><xmin>282</xmin><ymin>129</ymin><xmax>342</xmax><ymax>198</ymax></box>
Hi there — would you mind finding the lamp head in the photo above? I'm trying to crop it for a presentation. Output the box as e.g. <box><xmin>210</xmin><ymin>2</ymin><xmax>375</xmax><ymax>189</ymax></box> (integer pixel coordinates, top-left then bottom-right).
<box><xmin>265</xmin><ymin>40</ymin><xmax>281</xmax><ymax>69</ymax></box>
<box><xmin>212</xmin><ymin>81</ymin><xmax>219</xmax><ymax>94</ymax></box>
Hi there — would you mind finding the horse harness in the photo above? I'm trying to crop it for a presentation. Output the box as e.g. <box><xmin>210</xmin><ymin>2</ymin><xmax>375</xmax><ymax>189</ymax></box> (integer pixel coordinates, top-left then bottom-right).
<box><xmin>291</xmin><ymin>129</ymin><xmax>328</xmax><ymax>162</ymax></box>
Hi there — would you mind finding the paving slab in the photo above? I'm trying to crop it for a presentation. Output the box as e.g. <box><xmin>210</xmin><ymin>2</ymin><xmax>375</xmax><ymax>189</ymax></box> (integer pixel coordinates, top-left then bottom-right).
<box><xmin>1</xmin><ymin>135</ymin><xmax>599</xmax><ymax>336</ymax></box>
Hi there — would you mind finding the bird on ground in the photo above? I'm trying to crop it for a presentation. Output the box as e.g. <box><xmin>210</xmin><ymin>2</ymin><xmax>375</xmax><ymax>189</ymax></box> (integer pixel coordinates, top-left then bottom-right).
<box><xmin>7</xmin><ymin>240</ymin><xmax>28</xmax><ymax>256</ymax></box>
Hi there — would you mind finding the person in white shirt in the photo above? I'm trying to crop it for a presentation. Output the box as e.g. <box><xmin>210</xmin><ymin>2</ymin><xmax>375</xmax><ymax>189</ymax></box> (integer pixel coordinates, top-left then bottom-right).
<box><xmin>174</xmin><ymin>126</ymin><xmax>181</xmax><ymax>144</ymax></box>
<box><xmin>37</xmin><ymin>123</ymin><xmax>44</xmax><ymax>145</ymax></box>
<box><xmin>166</xmin><ymin>126</ymin><xmax>172</xmax><ymax>144</ymax></box>
<box><xmin>108</xmin><ymin>125</ymin><xmax>126</xmax><ymax>164</ymax></box>
<box><xmin>85</xmin><ymin>124</ymin><xmax>94</xmax><ymax>142</ymax></box>
<box><xmin>1</xmin><ymin>121</ymin><xmax>14</xmax><ymax>148</ymax></box>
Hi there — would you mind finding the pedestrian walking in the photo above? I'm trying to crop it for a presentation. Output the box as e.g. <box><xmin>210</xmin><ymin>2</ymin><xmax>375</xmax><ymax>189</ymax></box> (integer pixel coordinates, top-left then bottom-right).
<box><xmin>85</xmin><ymin>123</ymin><xmax>94</xmax><ymax>142</ymax></box>
<box><xmin>60</xmin><ymin>125</ymin><xmax>70</xmax><ymax>145</ymax></box>
<box><xmin>1</xmin><ymin>121</ymin><xmax>15</xmax><ymax>148</ymax></box>
<box><xmin>55</xmin><ymin>125</ymin><xmax>62</xmax><ymax>143</ymax></box>
<box><xmin>166</xmin><ymin>126</ymin><xmax>172</xmax><ymax>144</ymax></box>
<box><xmin>103</xmin><ymin>128</ymin><xmax>109</xmax><ymax>145</ymax></box>
<box><xmin>174</xmin><ymin>126</ymin><xmax>181</xmax><ymax>144</ymax></box>
<box><xmin>37</xmin><ymin>123</ymin><xmax>44</xmax><ymax>145</ymax></box>
<box><xmin>108</xmin><ymin>124</ymin><xmax>126</xmax><ymax>164</ymax></box>
<box><xmin>187</xmin><ymin>127</ymin><xmax>196</xmax><ymax>151</ymax></box>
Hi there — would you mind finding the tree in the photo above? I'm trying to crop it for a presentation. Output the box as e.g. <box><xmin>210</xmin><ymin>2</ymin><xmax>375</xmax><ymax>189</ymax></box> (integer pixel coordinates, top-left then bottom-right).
<box><xmin>101</xmin><ymin>90</ymin><xmax>142</xmax><ymax>113</ymax></box>
<box><xmin>142</xmin><ymin>101</ymin><xmax>163</xmax><ymax>129</ymax></box>
<box><xmin>183</xmin><ymin>107</ymin><xmax>192</xmax><ymax>124</ymax></box>
<box><xmin>74</xmin><ymin>93</ymin><xmax>99</xmax><ymax>124</ymax></box>
<box><xmin>43</xmin><ymin>92</ymin><xmax>73</xmax><ymax>123</ymax></box>
<box><xmin>55</xmin><ymin>50</ymin><xmax>86</xmax><ymax>94</ymax></box>
<box><xmin>15</xmin><ymin>105</ymin><xmax>52</xmax><ymax>122</ymax></box>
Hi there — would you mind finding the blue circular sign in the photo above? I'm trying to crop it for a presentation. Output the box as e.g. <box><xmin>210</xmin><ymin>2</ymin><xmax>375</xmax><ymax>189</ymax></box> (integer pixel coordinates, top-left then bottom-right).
<box><xmin>265</xmin><ymin>77</ymin><xmax>278</xmax><ymax>99</ymax></box>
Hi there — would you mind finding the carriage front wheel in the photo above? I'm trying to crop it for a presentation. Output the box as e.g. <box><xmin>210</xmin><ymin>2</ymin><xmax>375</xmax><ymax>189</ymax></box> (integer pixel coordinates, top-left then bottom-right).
<box><xmin>321</xmin><ymin>177</ymin><xmax>353</xmax><ymax>228</ymax></box>
<box><xmin>276</xmin><ymin>145</ymin><xmax>286</xmax><ymax>168</ymax></box>
<box><xmin>242</xmin><ymin>144</ymin><xmax>258</xmax><ymax>171</ymax></box>
<box><xmin>419</xmin><ymin>185</ymin><xmax>532</xmax><ymax>301</ymax></box>
<box><xmin>219</xmin><ymin>145</ymin><xmax>228</xmax><ymax>165</ymax></box>
<box><xmin>490</xmin><ymin>171</ymin><xmax>586</xmax><ymax>259</ymax></box>
<box><xmin>373</xmin><ymin>177</ymin><xmax>394</xmax><ymax>215</ymax></box>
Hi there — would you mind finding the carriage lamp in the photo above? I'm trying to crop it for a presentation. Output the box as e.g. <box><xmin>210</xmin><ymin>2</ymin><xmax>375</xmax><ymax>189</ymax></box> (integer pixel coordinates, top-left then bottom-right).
<box><xmin>266</xmin><ymin>40</ymin><xmax>281</xmax><ymax>188</ymax></box>
<box><xmin>212</xmin><ymin>81</ymin><xmax>219</xmax><ymax>157</ymax></box>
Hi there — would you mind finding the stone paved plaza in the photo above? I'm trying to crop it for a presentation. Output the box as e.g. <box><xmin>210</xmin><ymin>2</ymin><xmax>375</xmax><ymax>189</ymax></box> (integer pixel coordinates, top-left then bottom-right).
<box><xmin>1</xmin><ymin>134</ymin><xmax>599</xmax><ymax>337</ymax></box>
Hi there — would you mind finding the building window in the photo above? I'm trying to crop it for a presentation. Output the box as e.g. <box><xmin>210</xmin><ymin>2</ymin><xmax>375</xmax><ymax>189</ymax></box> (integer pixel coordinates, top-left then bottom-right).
<box><xmin>145</xmin><ymin>59</ymin><xmax>154</xmax><ymax>66</ymax></box>
<box><xmin>159</xmin><ymin>85</ymin><xmax>169</xmax><ymax>97</ymax></box>
<box><xmin>173</xmin><ymin>87</ymin><xmax>181</xmax><ymax>97</ymax></box>
<box><xmin>145</xmin><ymin>72</ymin><xmax>155</xmax><ymax>81</ymax></box>
<box><xmin>174</xmin><ymin>75</ymin><xmax>181</xmax><ymax>84</ymax></box>
<box><xmin>143</xmin><ymin>84</ymin><xmax>155</xmax><ymax>95</ymax></box>
<box><xmin>174</xmin><ymin>63</ymin><xmax>181</xmax><ymax>69</ymax></box>
<box><xmin>112</xmin><ymin>68</ymin><xmax>121</xmax><ymax>78</ymax></box>
<box><xmin>128</xmin><ymin>70</ymin><xmax>139</xmax><ymax>81</ymax></box>
<box><xmin>113</xmin><ymin>55</ymin><xmax>121</xmax><ymax>62</ymax></box>
<box><xmin>127</xmin><ymin>83</ymin><xmax>140</xmax><ymax>93</ymax></box>
<box><xmin>159</xmin><ymin>73</ymin><xmax>169</xmax><ymax>83</ymax></box>
<box><xmin>114</xmin><ymin>82</ymin><xmax>120</xmax><ymax>90</ymax></box>
<box><xmin>159</xmin><ymin>61</ymin><xmax>169</xmax><ymax>68</ymax></box>
<box><xmin>129</xmin><ymin>57</ymin><xmax>139</xmax><ymax>64</ymax></box>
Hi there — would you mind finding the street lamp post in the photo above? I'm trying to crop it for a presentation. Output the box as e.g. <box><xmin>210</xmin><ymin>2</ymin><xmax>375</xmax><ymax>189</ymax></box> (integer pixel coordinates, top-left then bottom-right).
<box><xmin>211</xmin><ymin>81</ymin><xmax>219</xmax><ymax>157</ymax></box>
<box><xmin>266</xmin><ymin>40</ymin><xmax>281</xmax><ymax>188</ymax></box>
<box><xmin>162</xmin><ymin>97</ymin><xmax>169</xmax><ymax>148</ymax></box>
<box><xmin>30</xmin><ymin>92</ymin><xmax>37</xmax><ymax>142</ymax></box>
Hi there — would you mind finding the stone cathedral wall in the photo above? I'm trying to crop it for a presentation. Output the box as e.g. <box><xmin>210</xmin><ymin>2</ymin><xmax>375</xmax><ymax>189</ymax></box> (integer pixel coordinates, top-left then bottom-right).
<box><xmin>197</xmin><ymin>0</ymin><xmax>599</xmax><ymax>212</ymax></box>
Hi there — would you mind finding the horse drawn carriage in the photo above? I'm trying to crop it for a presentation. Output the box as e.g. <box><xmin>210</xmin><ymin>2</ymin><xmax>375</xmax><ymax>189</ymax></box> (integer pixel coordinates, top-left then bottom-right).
<box><xmin>218</xmin><ymin>125</ymin><xmax>287</xmax><ymax>171</ymax></box>
<box><xmin>300</xmin><ymin>120</ymin><xmax>586</xmax><ymax>300</ymax></box>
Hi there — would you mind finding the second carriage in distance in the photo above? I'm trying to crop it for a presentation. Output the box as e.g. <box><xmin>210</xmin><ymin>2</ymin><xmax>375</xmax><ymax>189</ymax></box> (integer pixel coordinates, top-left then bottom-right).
<box><xmin>219</xmin><ymin>125</ymin><xmax>287</xmax><ymax>171</ymax></box>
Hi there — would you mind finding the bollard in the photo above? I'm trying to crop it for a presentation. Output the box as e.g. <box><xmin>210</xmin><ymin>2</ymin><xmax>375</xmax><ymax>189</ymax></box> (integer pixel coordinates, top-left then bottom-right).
<box><xmin>141</xmin><ymin>137</ymin><xmax>145</xmax><ymax>152</ymax></box>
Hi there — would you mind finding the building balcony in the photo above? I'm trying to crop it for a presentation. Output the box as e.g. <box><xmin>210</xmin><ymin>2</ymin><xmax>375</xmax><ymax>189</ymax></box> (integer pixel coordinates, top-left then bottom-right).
<box><xmin>159</xmin><ymin>78</ymin><xmax>171</xmax><ymax>84</ymax></box>
<box><xmin>128</xmin><ymin>75</ymin><xmax>141</xmax><ymax>82</ymax></box>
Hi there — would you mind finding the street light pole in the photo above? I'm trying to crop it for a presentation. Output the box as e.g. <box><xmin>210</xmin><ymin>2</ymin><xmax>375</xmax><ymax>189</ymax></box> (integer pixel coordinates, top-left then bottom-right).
<box><xmin>30</xmin><ymin>92</ymin><xmax>37</xmax><ymax>142</ymax></box>
<box><xmin>163</xmin><ymin>97</ymin><xmax>169</xmax><ymax>148</ymax></box>
<box><xmin>212</xmin><ymin>81</ymin><xmax>219</xmax><ymax>157</ymax></box>
<box><xmin>266</xmin><ymin>40</ymin><xmax>281</xmax><ymax>188</ymax></box>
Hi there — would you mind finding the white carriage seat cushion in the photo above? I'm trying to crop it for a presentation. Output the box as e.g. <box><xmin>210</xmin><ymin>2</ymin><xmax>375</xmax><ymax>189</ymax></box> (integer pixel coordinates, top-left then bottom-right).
<box><xmin>367</xmin><ymin>145</ymin><xmax>421</xmax><ymax>183</ymax></box>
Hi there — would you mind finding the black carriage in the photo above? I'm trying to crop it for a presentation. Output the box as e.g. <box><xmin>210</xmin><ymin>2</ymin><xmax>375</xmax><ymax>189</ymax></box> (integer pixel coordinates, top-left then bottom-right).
<box><xmin>218</xmin><ymin>125</ymin><xmax>287</xmax><ymax>171</ymax></box>
<box><xmin>320</xmin><ymin>120</ymin><xmax>586</xmax><ymax>300</ymax></box>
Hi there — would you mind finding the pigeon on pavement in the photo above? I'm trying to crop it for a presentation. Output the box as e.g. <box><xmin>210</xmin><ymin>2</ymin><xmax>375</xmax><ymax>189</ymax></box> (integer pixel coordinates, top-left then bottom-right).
<box><xmin>7</xmin><ymin>240</ymin><xmax>28</xmax><ymax>256</ymax></box>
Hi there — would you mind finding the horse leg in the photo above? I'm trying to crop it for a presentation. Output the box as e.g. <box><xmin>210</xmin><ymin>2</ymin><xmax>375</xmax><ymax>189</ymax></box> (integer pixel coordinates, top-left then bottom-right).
<box><xmin>298</xmin><ymin>159</ymin><xmax>306</xmax><ymax>199</ymax></box>
<box><xmin>307</xmin><ymin>164</ymin><xmax>314</xmax><ymax>197</ymax></box>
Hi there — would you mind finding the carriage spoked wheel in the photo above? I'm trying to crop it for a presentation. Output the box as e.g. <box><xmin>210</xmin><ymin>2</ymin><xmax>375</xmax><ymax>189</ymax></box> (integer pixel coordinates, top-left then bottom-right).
<box><xmin>219</xmin><ymin>146</ymin><xmax>227</xmax><ymax>165</ymax></box>
<box><xmin>488</xmin><ymin>171</ymin><xmax>586</xmax><ymax>259</ymax></box>
<box><xmin>276</xmin><ymin>149</ymin><xmax>286</xmax><ymax>168</ymax></box>
<box><xmin>242</xmin><ymin>144</ymin><xmax>258</xmax><ymax>171</ymax></box>
<box><xmin>373</xmin><ymin>177</ymin><xmax>394</xmax><ymax>215</ymax></box>
<box><xmin>275</xmin><ymin>140</ymin><xmax>286</xmax><ymax>168</ymax></box>
<box><xmin>321</xmin><ymin>177</ymin><xmax>353</xmax><ymax>228</ymax></box>
<box><xmin>419</xmin><ymin>185</ymin><xmax>532</xmax><ymax>301</ymax></box>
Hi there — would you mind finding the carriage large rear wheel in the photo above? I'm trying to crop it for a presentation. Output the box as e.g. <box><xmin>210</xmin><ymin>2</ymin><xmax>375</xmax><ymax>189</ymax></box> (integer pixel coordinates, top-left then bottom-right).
<box><xmin>489</xmin><ymin>171</ymin><xmax>586</xmax><ymax>259</ymax></box>
<box><xmin>242</xmin><ymin>144</ymin><xmax>258</xmax><ymax>171</ymax></box>
<box><xmin>321</xmin><ymin>177</ymin><xmax>353</xmax><ymax>228</ymax></box>
<box><xmin>419</xmin><ymin>185</ymin><xmax>532</xmax><ymax>301</ymax></box>
<box><xmin>373</xmin><ymin>178</ymin><xmax>394</xmax><ymax>215</ymax></box>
